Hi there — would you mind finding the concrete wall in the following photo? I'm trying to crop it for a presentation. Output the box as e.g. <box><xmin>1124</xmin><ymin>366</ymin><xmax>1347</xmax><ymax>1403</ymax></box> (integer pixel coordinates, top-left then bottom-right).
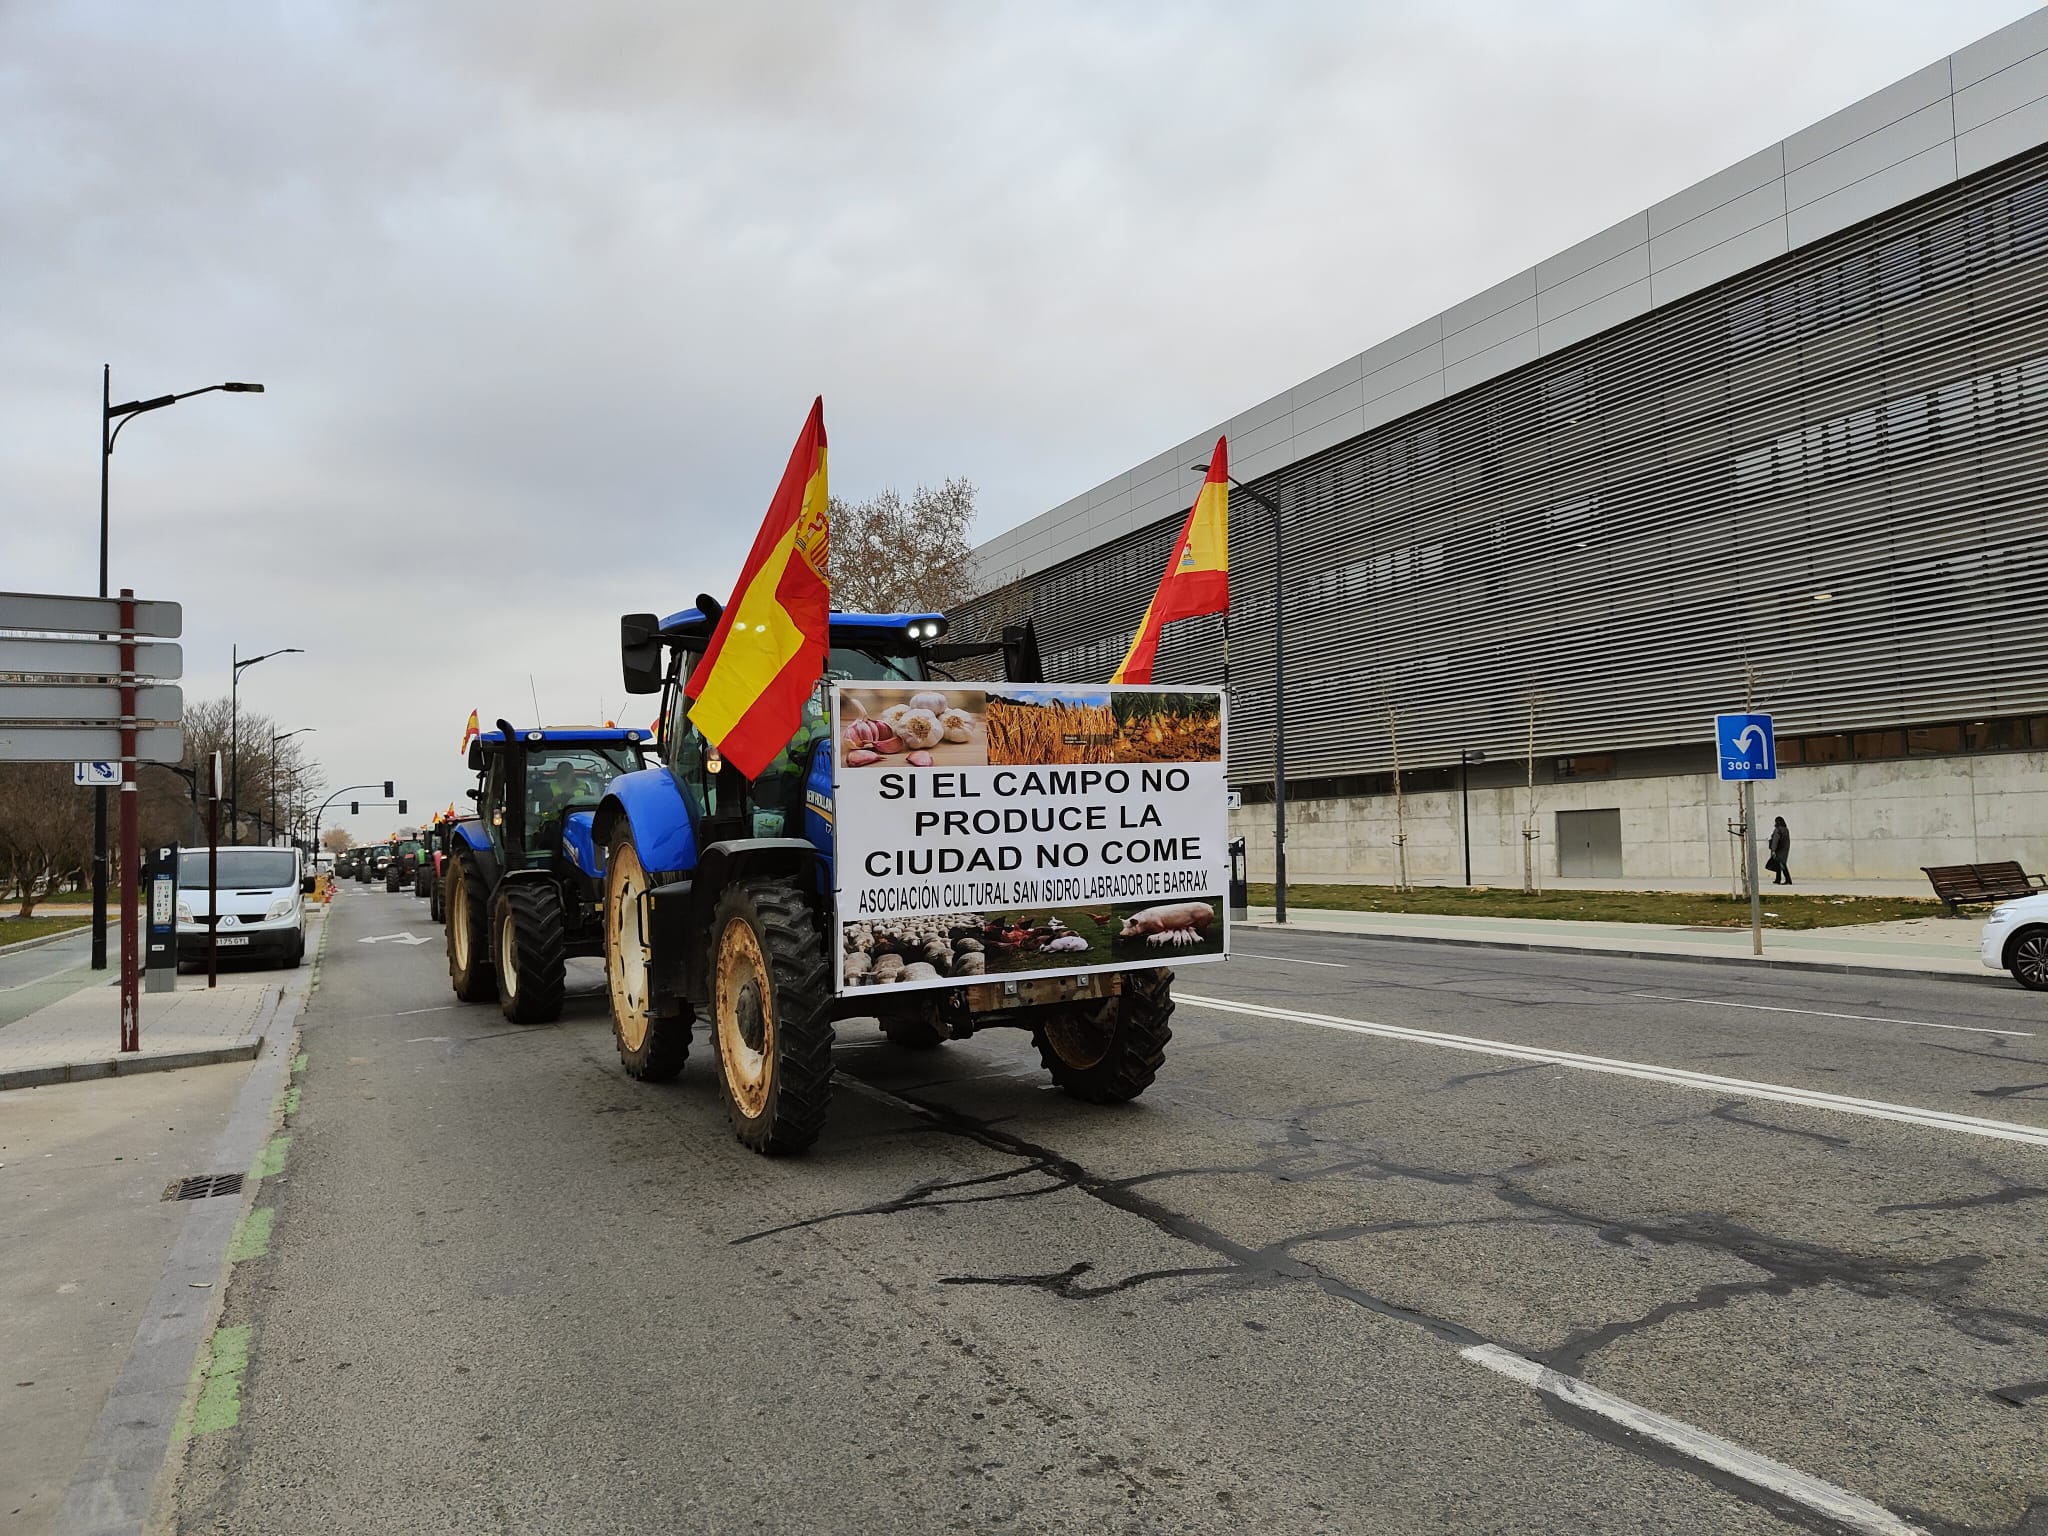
<box><xmin>1228</xmin><ymin>751</ymin><xmax>2048</xmax><ymax>887</ymax></box>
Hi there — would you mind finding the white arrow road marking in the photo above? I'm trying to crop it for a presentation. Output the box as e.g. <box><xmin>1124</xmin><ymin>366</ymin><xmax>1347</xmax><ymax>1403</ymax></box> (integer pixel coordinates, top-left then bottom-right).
<box><xmin>1177</xmin><ymin>992</ymin><xmax>2048</xmax><ymax>1147</ymax></box>
<box><xmin>357</xmin><ymin>933</ymin><xmax>432</xmax><ymax>946</ymax></box>
<box><xmin>1461</xmin><ymin>1346</ymin><xmax>1927</xmax><ymax>1536</ymax></box>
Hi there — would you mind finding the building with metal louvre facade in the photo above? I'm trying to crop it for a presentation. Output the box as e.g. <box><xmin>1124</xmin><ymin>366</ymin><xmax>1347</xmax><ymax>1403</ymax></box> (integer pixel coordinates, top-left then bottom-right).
<box><xmin>954</xmin><ymin>12</ymin><xmax>2048</xmax><ymax>885</ymax></box>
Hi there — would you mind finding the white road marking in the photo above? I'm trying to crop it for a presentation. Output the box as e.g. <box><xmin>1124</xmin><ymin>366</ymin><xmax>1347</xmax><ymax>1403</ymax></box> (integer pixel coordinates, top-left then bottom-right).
<box><xmin>357</xmin><ymin>933</ymin><xmax>432</xmax><ymax>946</ymax></box>
<box><xmin>1461</xmin><ymin>1346</ymin><xmax>1927</xmax><ymax>1536</ymax></box>
<box><xmin>1632</xmin><ymin>993</ymin><xmax>2031</xmax><ymax>1038</ymax></box>
<box><xmin>391</xmin><ymin>1005</ymin><xmax>458</xmax><ymax>1017</ymax></box>
<box><xmin>1232</xmin><ymin>951</ymin><xmax>1348</xmax><ymax>968</ymax></box>
<box><xmin>1177</xmin><ymin>992</ymin><xmax>2048</xmax><ymax>1148</ymax></box>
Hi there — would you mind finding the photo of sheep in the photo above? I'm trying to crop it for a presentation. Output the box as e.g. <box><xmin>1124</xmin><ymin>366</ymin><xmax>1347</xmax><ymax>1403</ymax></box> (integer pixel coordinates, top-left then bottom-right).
<box><xmin>983</xmin><ymin>687</ymin><xmax>1223</xmax><ymax>766</ymax></box>
<box><xmin>840</xmin><ymin>896</ymin><xmax>1224</xmax><ymax>993</ymax></box>
<box><xmin>837</xmin><ymin>686</ymin><xmax>987</xmax><ymax>768</ymax></box>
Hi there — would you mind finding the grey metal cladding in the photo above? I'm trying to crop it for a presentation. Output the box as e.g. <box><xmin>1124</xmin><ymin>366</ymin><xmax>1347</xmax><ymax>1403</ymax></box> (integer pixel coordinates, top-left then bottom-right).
<box><xmin>953</xmin><ymin>148</ymin><xmax>2048</xmax><ymax>791</ymax></box>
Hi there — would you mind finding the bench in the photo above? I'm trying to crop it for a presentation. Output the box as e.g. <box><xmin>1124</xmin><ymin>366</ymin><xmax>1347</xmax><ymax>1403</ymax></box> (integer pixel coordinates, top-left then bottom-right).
<box><xmin>1921</xmin><ymin>861</ymin><xmax>2048</xmax><ymax>915</ymax></box>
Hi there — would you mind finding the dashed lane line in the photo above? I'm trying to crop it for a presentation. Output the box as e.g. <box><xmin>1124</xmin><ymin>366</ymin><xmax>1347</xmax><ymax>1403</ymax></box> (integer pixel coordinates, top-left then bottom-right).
<box><xmin>1176</xmin><ymin>991</ymin><xmax>2048</xmax><ymax>1148</ymax></box>
<box><xmin>1231</xmin><ymin>950</ymin><xmax>1349</xmax><ymax>968</ymax></box>
<box><xmin>1461</xmin><ymin>1346</ymin><xmax>1926</xmax><ymax>1536</ymax></box>
<box><xmin>1631</xmin><ymin>992</ymin><xmax>2032</xmax><ymax>1038</ymax></box>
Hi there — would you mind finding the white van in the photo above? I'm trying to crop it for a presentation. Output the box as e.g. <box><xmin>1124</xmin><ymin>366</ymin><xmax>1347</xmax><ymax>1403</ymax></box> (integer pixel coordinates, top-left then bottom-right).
<box><xmin>176</xmin><ymin>846</ymin><xmax>311</xmax><ymax>969</ymax></box>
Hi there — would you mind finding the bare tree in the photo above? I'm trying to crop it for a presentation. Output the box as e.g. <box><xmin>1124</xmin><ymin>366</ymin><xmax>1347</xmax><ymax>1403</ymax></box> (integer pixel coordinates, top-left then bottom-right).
<box><xmin>830</xmin><ymin>479</ymin><xmax>979</xmax><ymax>615</ymax></box>
<box><xmin>320</xmin><ymin>828</ymin><xmax>354</xmax><ymax>854</ymax></box>
<box><xmin>0</xmin><ymin>764</ymin><xmax>94</xmax><ymax>917</ymax></box>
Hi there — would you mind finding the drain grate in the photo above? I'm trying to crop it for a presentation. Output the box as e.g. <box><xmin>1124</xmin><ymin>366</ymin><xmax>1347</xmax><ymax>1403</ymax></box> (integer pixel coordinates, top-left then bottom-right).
<box><xmin>162</xmin><ymin>1173</ymin><xmax>245</xmax><ymax>1202</ymax></box>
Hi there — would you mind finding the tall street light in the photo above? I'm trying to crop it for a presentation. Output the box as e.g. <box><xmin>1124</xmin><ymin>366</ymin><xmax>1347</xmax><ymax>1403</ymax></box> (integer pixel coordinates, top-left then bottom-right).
<box><xmin>271</xmin><ymin>727</ymin><xmax>316</xmax><ymax>846</ymax></box>
<box><xmin>1194</xmin><ymin>463</ymin><xmax>1289</xmax><ymax>923</ymax></box>
<box><xmin>91</xmin><ymin>368</ymin><xmax>265</xmax><ymax>970</ymax></box>
<box><xmin>232</xmin><ymin>646</ymin><xmax>302</xmax><ymax>843</ymax></box>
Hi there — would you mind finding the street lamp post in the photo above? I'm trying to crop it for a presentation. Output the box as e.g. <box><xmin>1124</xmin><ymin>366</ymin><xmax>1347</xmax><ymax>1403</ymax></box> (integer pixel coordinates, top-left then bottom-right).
<box><xmin>270</xmin><ymin>727</ymin><xmax>316</xmax><ymax>846</ymax></box>
<box><xmin>1193</xmin><ymin>464</ymin><xmax>1289</xmax><ymax>923</ymax></box>
<box><xmin>1460</xmin><ymin>749</ymin><xmax>1488</xmax><ymax>887</ymax></box>
<box><xmin>91</xmin><ymin>370</ymin><xmax>264</xmax><ymax>969</ymax></box>
<box><xmin>231</xmin><ymin>645</ymin><xmax>303</xmax><ymax>843</ymax></box>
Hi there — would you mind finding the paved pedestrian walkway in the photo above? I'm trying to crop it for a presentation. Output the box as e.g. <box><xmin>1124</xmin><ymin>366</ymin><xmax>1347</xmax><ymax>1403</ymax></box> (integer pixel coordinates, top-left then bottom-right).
<box><xmin>1243</xmin><ymin>905</ymin><xmax>1995</xmax><ymax>980</ymax></box>
<box><xmin>0</xmin><ymin>914</ymin><xmax>324</xmax><ymax>1089</ymax></box>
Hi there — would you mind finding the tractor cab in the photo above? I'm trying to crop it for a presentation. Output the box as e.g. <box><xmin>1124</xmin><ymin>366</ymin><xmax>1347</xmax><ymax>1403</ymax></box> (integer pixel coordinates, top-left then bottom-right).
<box><xmin>466</xmin><ymin>727</ymin><xmax>649</xmax><ymax>874</ymax></box>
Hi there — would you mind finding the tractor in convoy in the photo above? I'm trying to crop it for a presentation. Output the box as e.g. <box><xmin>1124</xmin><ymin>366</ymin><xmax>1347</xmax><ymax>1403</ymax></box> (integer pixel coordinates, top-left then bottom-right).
<box><xmin>441</xmin><ymin>724</ymin><xmax>652</xmax><ymax>1024</ymax></box>
<box><xmin>593</xmin><ymin>600</ymin><xmax>1174</xmax><ymax>1156</ymax></box>
<box><xmin>385</xmin><ymin>830</ymin><xmax>425</xmax><ymax>893</ymax></box>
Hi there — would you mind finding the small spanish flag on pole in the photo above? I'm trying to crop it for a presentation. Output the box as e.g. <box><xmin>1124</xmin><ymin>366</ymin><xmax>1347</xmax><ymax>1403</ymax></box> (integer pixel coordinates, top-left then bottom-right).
<box><xmin>460</xmin><ymin>710</ymin><xmax>481</xmax><ymax>753</ymax></box>
<box><xmin>1112</xmin><ymin>436</ymin><xmax>1229</xmax><ymax>684</ymax></box>
<box><xmin>686</xmin><ymin>397</ymin><xmax>831</xmax><ymax>778</ymax></box>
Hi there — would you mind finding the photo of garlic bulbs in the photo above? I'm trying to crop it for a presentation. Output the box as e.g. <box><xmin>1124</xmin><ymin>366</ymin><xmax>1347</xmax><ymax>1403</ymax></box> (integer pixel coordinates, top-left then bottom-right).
<box><xmin>838</xmin><ymin>686</ymin><xmax>988</xmax><ymax>768</ymax></box>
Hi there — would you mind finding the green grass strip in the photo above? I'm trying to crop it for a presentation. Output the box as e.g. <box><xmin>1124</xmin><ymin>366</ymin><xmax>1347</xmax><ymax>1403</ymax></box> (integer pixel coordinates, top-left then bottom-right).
<box><xmin>251</xmin><ymin>1136</ymin><xmax>290</xmax><ymax>1179</ymax></box>
<box><xmin>1249</xmin><ymin>882</ymin><xmax>1940</xmax><ymax>930</ymax></box>
<box><xmin>227</xmin><ymin>1207</ymin><xmax>275</xmax><ymax>1263</ymax></box>
<box><xmin>176</xmin><ymin>1325</ymin><xmax>253</xmax><ymax>1440</ymax></box>
<box><xmin>281</xmin><ymin>1085</ymin><xmax>301</xmax><ymax>1116</ymax></box>
<box><xmin>292</xmin><ymin>1052</ymin><xmax>308</xmax><ymax>1074</ymax></box>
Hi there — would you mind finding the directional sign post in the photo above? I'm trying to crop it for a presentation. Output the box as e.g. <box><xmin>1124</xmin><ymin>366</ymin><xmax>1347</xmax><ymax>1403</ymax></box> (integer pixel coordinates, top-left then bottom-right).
<box><xmin>1714</xmin><ymin>712</ymin><xmax>1776</xmax><ymax>956</ymax></box>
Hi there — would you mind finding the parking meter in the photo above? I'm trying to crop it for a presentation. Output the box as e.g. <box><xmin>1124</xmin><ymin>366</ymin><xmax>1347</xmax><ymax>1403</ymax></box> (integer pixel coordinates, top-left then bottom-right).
<box><xmin>144</xmin><ymin>844</ymin><xmax>180</xmax><ymax>993</ymax></box>
<box><xmin>1228</xmin><ymin>836</ymin><xmax>1248</xmax><ymax>923</ymax></box>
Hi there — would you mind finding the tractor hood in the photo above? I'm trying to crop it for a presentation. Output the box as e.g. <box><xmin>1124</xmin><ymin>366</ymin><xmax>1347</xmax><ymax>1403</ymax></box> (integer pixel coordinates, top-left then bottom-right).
<box><xmin>561</xmin><ymin>811</ymin><xmax>605</xmax><ymax>880</ymax></box>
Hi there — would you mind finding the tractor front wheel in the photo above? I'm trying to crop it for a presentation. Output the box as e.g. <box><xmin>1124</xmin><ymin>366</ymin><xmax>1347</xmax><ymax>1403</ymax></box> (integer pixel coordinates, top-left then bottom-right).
<box><xmin>1033</xmin><ymin>968</ymin><xmax>1174</xmax><ymax>1103</ymax></box>
<box><xmin>494</xmin><ymin>882</ymin><xmax>567</xmax><ymax>1024</ymax></box>
<box><xmin>604</xmin><ymin>826</ymin><xmax>689</xmax><ymax>1080</ymax></box>
<box><xmin>711</xmin><ymin>879</ymin><xmax>834</xmax><ymax>1154</ymax></box>
<box><xmin>445</xmin><ymin>848</ymin><xmax>495</xmax><ymax>1002</ymax></box>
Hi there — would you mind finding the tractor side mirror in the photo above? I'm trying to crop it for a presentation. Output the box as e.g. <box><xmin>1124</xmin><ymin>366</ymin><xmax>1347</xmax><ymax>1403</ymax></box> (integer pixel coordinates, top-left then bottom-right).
<box><xmin>621</xmin><ymin>612</ymin><xmax>663</xmax><ymax>695</ymax></box>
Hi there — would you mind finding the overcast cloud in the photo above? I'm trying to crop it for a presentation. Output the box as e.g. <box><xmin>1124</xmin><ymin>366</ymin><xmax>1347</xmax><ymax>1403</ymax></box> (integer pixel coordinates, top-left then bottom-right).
<box><xmin>2</xmin><ymin>1</ymin><xmax>2035</xmax><ymax>835</ymax></box>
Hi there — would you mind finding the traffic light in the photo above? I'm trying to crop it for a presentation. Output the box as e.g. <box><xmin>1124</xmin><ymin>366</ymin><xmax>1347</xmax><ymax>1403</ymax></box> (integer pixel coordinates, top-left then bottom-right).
<box><xmin>350</xmin><ymin>801</ymin><xmax>360</xmax><ymax>814</ymax></box>
<box><xmin>397</xmin><ymin>799</ymin><xmax>408</xmax><ymax>814</ymax></box>
<box><xmin>383</xmin><ymin>780</ymin><xmax>395</xmax><ymax>798</ymax></box>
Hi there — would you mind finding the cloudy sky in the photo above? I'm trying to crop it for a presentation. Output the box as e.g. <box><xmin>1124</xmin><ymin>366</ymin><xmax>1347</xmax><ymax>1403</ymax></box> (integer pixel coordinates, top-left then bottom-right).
<box><xmin>2</xmin><ymin>0</ymin><xmax>2034</xmax><ymax>837</ymax></box>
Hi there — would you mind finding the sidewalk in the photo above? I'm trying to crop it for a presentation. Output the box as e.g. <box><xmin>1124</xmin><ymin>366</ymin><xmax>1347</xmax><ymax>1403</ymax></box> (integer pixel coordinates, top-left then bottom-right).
<box><xmin>0</xmin><ymin>913</ymin><xmax>325</xmax><ymax>1091</ymax></box>
<box><xmin>1243</xmin><ymin>905</ymin><xmax>1999</xmax><ymax>982</ymax></box>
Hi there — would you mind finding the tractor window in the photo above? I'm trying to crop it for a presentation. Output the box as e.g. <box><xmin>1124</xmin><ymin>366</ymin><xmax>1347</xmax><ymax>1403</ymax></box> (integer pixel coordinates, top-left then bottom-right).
<box><xmin>825</xmin><ymin>646</ymin><xmax>923</xmax><ymax>683</ymax></box>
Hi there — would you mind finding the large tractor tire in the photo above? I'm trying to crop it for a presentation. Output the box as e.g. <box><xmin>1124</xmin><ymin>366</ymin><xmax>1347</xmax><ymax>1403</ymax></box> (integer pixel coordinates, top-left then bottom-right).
<box><xmin>429</xmin><ymin>873</ymin><xmax>445</xmax><ymax>925</ymax></box>
<box><xmin>445</xmin><ymin>848</ymin><xmax>495</xmax><ymax>1003</ymax></box>
<box><xmin>604</xmin><ymin>826</ymin><xmax>689</xmax><ymax>1081</ymax></box>
<box><xmin>1033</xmin><ymin>967</ymin><xmax>1174</xmax><ymax>1104</ymax></box>
<box><xmin>710</xmin><ymin>879</ymin><xmax>834</xmax><ymax>1155</ymax></box>
<box><xmin>493</xmin><ymin>882</ymin><xmax>567</xmax><ymax>1025</ymax></box>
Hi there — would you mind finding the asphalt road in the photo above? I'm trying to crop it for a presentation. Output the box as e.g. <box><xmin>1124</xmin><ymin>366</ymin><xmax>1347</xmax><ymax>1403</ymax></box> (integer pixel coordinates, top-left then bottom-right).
<box><xmin>164</xmin><ymin>887</ymin><xmax>2047</xmax><ymax>1535</ymax></box>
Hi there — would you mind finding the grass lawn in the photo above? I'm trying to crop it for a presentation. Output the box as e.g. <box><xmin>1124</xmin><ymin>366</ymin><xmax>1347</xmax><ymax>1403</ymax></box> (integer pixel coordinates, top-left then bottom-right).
<box><xmin>0</xmin><ymin>913</ymin><xmax>95</xmax><ymax>946</ymax></box>
<box><xmin>1249</xmin><ymin>883</ymin><xmax>1945</xmax><ymax>930</ymax></box>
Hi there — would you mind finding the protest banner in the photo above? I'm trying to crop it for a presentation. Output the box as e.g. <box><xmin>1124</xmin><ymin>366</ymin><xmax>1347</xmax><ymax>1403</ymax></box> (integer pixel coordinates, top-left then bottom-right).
<box><xmin>830</xmin><ymin>682</ymin><xmax>1229</xmax><ymax>996</ymax></box>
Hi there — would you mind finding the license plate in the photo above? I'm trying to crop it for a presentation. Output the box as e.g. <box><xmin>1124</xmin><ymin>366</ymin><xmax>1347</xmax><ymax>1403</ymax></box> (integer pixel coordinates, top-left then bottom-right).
<box><xmin>216</xmin><ymin>936</ymin><xmax>250</xmax><ymax>947</ymax></box>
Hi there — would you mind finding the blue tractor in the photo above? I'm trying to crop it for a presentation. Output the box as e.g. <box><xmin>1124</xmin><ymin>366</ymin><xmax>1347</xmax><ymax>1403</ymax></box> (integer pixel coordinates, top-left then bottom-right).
<box><xmin>594</xmin><ymin>598</ymin><xmax>1176</xmax><ymax>1155</ymax></box>
<box><xmin>443</xmin><ymin>723</ymin><xmax>652</xmax><ymax>1025</ymax></box>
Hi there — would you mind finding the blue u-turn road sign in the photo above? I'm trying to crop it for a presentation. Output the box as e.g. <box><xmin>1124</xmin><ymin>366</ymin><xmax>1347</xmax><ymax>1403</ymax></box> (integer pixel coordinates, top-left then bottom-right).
<box><xmin>1715</xmin><ymin>713</ymin><xmax>1776</xmax><ymax>781</ymax></box>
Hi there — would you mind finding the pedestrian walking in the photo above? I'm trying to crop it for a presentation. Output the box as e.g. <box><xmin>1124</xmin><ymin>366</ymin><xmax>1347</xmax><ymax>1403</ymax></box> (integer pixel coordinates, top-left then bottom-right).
<box><xmin>1767</xmin><ymin>815</ymin><xmax>1792</xmax><ymax>885</ymax></box>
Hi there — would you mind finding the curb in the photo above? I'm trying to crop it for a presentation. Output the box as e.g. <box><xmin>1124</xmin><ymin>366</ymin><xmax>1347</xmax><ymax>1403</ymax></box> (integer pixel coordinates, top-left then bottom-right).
<box><xmin>1237</xmin><ymin>921</ymin><xmax>2010</xmax><ymax>987</ymax></box>
<box><xmin>0</xmin><ymin>918</ymin><xmax>116</xmax><ymax>958</ymax></box>
<box><xmin>0</xmin><ymin>1038</ymin><xmax>263</xmax><ymax>1092</ymax></box>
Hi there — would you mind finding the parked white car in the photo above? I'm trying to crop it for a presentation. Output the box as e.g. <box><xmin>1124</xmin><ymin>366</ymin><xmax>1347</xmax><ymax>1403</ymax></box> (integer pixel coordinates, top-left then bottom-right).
<box><xmin>176</xmin><ymin>846</ymin><xmax>311</xmax><ymax>969</ymax></box>
<box><xmin>1980</xmin><ymin>892</ymin><xmax>2048</xmax><ymax>990</ymax></box>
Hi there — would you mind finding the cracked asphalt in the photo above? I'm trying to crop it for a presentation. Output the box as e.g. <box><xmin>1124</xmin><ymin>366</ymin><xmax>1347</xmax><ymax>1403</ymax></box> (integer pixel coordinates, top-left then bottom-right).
<box><xmin>164</xmin><ymin>889</ymin><xmax>2047</xmax><ymax>1535</ymax></box>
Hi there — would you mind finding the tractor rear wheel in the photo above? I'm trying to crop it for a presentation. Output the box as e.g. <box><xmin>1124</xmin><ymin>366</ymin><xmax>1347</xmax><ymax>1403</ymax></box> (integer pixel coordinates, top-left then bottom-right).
<box><xmin>711</xmin><ymin>879</ymin><xmax>834</xmax><ymax>1154</ymax></box>
<box><xmin>445</xmin><ymin>848</ymin><xmax>495</xmax><ymax>1002</ymax></box>
<box><xmin>604</xmin><ymin>826</ymin><xmax>689</xmax><ymax>1081</ymax></box>
<box><xmin>429</xmin><ymin>874</ymin><xmax>445</xmax><ymax>924</ymax></box>
<box><xmin>493</xmin><ymin>882</ymin><xmax>567</xmax><ymax>1024</ymax></box>
<box><xmin>1033</xmin><ymin>968</ymin><xmax>1174</xmax><ymax>1103</ymax></box>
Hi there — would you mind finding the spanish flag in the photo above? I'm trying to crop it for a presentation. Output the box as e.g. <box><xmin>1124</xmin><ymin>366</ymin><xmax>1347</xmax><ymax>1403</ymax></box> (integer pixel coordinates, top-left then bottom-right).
<box><xmin>459</xmin><ymin>710</ymin><xmax>480</xmax><ymax>754</ymax></box>
<box><xmin>1112</xmin><ymin>436</ymin><xmax>1229</xmax><ymax>684</ymax></box>
<box><xmin>686</xmin><ymin>397</ymin><xmax>831</xmax><ymax>777</ymax></box>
